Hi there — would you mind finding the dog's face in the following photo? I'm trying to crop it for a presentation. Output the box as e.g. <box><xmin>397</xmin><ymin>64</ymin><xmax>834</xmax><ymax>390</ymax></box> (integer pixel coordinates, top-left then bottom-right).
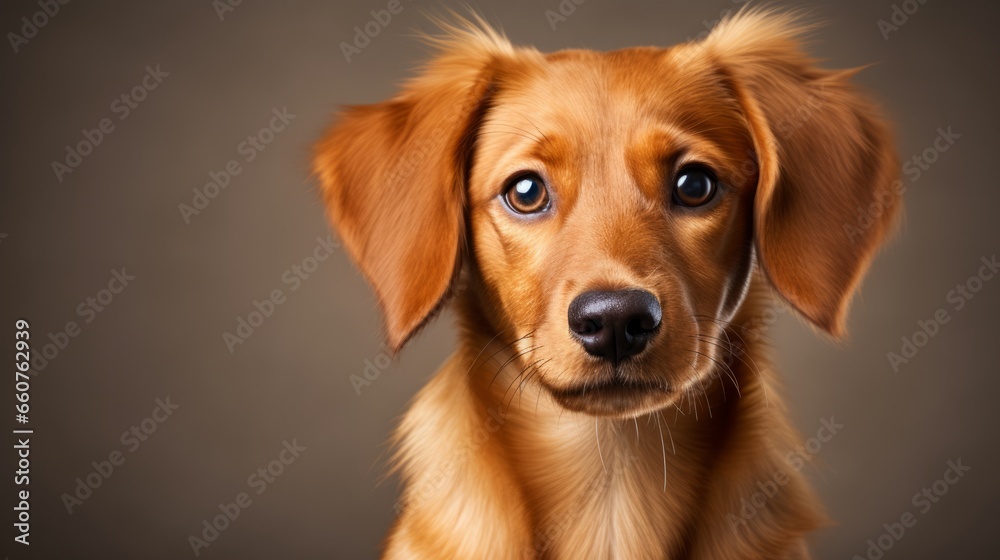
<box><xmin>315</xmin><ymin>13</ymin><xmax>900</xmax><ymax>418</ymax></box>
<box><xmin>468</xmin><ymin>50</ymin><xmax>758</xmax><ymax>415</ymax></box>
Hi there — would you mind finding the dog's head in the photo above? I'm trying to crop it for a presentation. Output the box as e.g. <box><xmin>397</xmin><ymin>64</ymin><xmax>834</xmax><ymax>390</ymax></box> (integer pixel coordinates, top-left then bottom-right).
<box><xmin>315</xmin><ymin>11</ymin><xmax>900</xmax><ymax>417</ymax></box>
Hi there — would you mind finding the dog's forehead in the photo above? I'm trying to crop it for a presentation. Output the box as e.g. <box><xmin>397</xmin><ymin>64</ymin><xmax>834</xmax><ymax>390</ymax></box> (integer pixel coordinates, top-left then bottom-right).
<box><xmin>475</xmin><ymin>47</ymin><xmax>750</xmax><ymax>193</ymax></box>
<box><xmin>487</xmin><ymin>46</ymin><xmax>728</xmax><ymax>140</ymax></box>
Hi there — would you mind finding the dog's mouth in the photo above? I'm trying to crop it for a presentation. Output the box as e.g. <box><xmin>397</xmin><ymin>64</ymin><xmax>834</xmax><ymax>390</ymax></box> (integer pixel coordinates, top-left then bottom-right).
<box><xmin>544</xmin><ymin>373</ymin><xmax>672</xmax><ymax>417</ymax></box>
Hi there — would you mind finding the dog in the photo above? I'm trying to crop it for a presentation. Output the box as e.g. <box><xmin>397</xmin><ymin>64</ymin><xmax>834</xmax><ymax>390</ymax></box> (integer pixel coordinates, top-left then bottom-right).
<box><xmin>314</xmin><ymin>9</ymin><xmax>900</xmax><ymax>559</ymax></box>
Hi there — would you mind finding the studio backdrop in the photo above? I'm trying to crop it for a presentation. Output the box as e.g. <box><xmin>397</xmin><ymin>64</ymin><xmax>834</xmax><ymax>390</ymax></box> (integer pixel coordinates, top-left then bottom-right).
<box><xmin>2</xmin><ymin>0</ymin><xmax>998</xmax><ymax>558</ymax></box>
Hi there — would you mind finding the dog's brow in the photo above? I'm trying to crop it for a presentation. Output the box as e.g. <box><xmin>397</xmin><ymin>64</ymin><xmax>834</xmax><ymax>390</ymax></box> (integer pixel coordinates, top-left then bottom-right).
<box><xmin>526</xmin><ymin>133</ymin><xmax>567</xmax><ymax>167</ymax></box>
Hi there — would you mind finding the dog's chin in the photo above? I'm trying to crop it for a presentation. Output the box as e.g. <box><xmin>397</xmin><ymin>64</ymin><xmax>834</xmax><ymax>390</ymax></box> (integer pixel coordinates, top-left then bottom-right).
<box><xmin>546</xmin><ymin>375</ymin><xmax>676</xmax><ymax>418</ymax></box>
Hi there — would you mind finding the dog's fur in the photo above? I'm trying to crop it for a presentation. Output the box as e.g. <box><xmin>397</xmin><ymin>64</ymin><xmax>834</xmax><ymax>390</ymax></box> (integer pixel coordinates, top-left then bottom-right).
<box><xmin>315</xmin><ymin>9</ymin><xmax>900</xmax><ymax>559</ymax></box>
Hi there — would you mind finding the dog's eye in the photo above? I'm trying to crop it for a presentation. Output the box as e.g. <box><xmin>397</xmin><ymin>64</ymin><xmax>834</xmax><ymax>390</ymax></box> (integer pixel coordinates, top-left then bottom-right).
<box><xmin>673</xmin><ymin>167</ymin><xmax>717</xmax><ymax>207</ymax></box>
<box><xmin>503</xmin><ymin>174</ymin><xmax>550</xmax><ymax>214</ymax></box>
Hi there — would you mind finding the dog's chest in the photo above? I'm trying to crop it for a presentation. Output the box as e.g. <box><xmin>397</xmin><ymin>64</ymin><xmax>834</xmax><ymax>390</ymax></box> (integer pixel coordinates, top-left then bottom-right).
<box><xmin>521</xmin><ymin>433</ymin><xmax>695</xmax><ymax>559</ymax></box>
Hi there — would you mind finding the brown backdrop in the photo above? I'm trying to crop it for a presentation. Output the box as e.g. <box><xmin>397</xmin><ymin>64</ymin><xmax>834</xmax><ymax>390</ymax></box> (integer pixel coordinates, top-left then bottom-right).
<box><xmin>2</xmin><ymin>0</ymin><xmax>998</xmax><ymax>558</ymax></box>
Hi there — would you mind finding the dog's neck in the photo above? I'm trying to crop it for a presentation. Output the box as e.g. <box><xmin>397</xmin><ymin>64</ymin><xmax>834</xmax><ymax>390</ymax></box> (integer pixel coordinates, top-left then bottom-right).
<box><xmin>474</xmin><ymin>370</ymin><xmax>744</xmax><ymax>559</ymax></box>
<box><xmin>387</xmin><ymin>285</ymin><xmax>821</xmax><ymax>559</ymax></box>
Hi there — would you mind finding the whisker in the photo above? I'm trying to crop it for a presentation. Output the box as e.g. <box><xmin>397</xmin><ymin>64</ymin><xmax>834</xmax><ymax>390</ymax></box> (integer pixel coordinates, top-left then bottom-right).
<box><xmin>463</xmin><ymin>327</ymin><xmax>513</xmax><ymax>378</ymax></box>
<box><xmin>691</xmin><ymin>323</ymin><xmax>759</xmax><ymax>388</ymax></box>
<box><xmin>508</xmin><ymin>357</ymin><xmax>550</xmax><ymax>413</ymax></box>
<box><xmin>689</xmin><ymin>318</ymin><xmax>715</xmax><ymax>418</ymax></box>
<box><xmin>689</xmin><ymin>352</ymin><xmax>727</xmax><ymax>402</ymax></box>
<box><xmin>459</xmin><ymin>327</ymin><xmax>519</xmax><ymax>392</ymax></box>
<box><xmin>693</xmin><ymin>315</ymin><xmax>766</xmax><ymax>349</ymax></box>
<box><xmin>695</xmin><ymin>336</ymin><xmax>768</xmax><ymax>407</ymax></box>
<box><xmin>663</xmin><ymin>411</ymin><xmax>677</xmax><ymax>455</ymax></box>
<box><xmin>596</xmin><ymin>419</ymin><xmax>608</xmax><ymax>474</ymax></box>
<box><xmin>655</xmin><ymin>411</ymin><xmax>667</xmax><ymax>491</ymax></box>
<box><xmin>534</xmin><ymin>374</ymin><xmax>545</xmax><ymax>416</ymax></box>
<box><xmin>702</xmin><ymin>384</ymin><xmax>713</xmax><ymax>419</ymax></box>
<box><xmin>477</xmin><ymin>330</ymin><xmax>535</xmax><ymax>374</ymax></box>
<box><xmin>488</xmin><ymin>340</ymin><xmax>540</xmax><ymax>391</ymax></box>
<box><xmin>500</xmin><ymin>355</ymin><xmax>541</xmax><ymax>412</ymax></box>
<box><xmin>688</xmin><ymin>343</ymin><xmax>742</xmax><ymax>398</ymax></box>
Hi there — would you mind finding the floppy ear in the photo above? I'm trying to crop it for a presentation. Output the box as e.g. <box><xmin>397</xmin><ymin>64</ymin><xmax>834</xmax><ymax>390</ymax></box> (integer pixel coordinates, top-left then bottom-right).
<box><xmin>704</xmin><ymin>10</ymin><xmax>901</xmax><ymax>337</ymax></box>
<box><xmin>313</xmin><ymin>21</ymin><xmax>510</xmax><ymax>352</ymax></box>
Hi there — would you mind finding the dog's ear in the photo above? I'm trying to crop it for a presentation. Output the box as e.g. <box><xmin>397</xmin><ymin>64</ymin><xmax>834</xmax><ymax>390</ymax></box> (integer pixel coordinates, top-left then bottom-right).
<box><xmin>703</xmin><ymin>10</ymin><xmax>901</xmax><ymax>337</ymax></box>
<box><xmin>314</xmin><ymin>20</ymin><xmax>510</xmax><ymax>352</ymax></box>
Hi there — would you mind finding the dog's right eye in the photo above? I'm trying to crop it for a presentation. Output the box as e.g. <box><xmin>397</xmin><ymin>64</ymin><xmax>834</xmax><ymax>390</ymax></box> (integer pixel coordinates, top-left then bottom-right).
<box><xmin>672</xmin><ymin>166</ymin><xmax>717</xmax><ymax>208</ymax></box>
<box><xmin>503</xmin><ymin>174</ymin><xmax>550</xmax><ymax>214</ymax></box>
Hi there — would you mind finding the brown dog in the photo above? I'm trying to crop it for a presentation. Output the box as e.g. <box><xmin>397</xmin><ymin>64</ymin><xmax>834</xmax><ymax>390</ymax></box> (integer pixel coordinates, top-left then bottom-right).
<box><xmin>315</xmin><ymin>9</ymin><xmax>900</xmax><ymax>559</ymax></box>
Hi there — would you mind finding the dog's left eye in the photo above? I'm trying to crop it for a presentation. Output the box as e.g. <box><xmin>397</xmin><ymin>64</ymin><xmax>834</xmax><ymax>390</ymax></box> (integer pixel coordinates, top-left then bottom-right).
<box><xmin>673</xmin><ymin>166</ymin><xmax>717</xmax><ymax>207</ymax></box>
<box><xmin>503</xmin><ymin>174</ymin><xmax>550</xmax><ymax>214</ymax></box>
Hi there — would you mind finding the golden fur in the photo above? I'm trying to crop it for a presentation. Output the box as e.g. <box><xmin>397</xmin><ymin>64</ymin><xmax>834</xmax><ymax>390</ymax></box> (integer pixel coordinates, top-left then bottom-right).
<box><xmin>314</xmin><ymin>9</ymin><xmax>900</xmax><ymax>559</ymax></box>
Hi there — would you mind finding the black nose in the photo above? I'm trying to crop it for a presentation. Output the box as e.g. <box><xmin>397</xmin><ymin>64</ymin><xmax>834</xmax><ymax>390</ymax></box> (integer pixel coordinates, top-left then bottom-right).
<box><xmin>568</xmin><ymin>289</ymin><xmax>662</xmax><ymax>364</ymax></box>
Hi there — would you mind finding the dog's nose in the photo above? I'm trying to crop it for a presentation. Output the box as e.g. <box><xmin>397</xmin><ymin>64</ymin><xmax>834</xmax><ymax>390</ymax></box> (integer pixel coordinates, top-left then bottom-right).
<box><xmin>568</xmin><ymin>289</ymin><xmax>662</xmax><ymax>364</ymax></box>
